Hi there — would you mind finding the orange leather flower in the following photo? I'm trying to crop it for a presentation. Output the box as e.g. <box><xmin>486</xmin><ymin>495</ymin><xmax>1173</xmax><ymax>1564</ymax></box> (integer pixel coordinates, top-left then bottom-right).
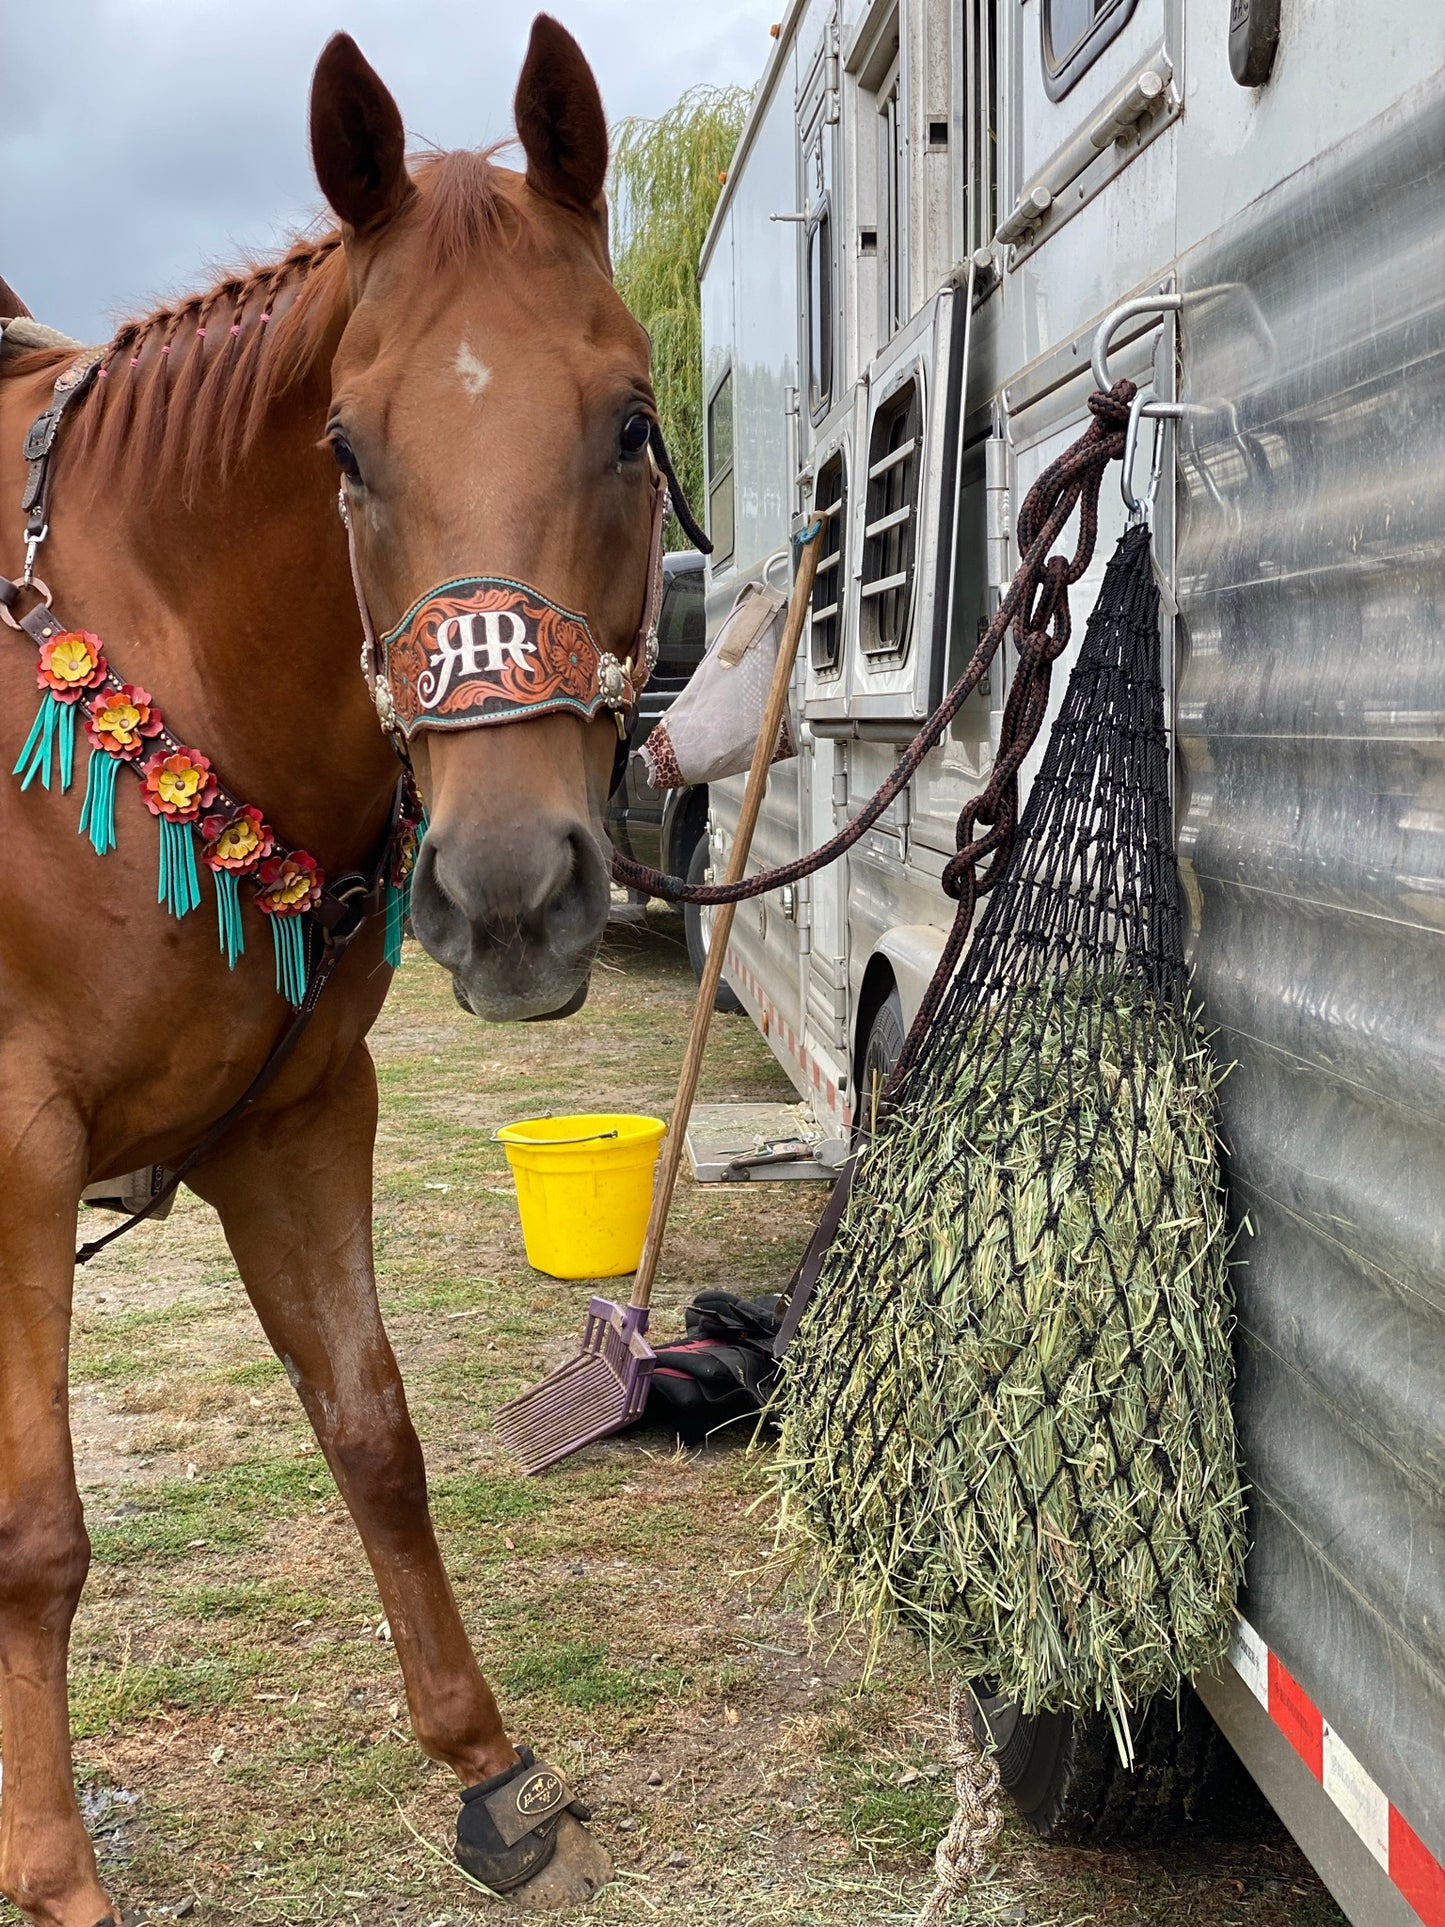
<box><xmin>86</xmin><ymin>683</ymin><xmax>162</xmax><ymax>760</ymax></box>
<box><xmin>254</xmin><ymin>850</ymin><xmax>323</xmax><ymax>916</ymax></box>
<box><xmin>141</xmin><ymin>747</ymin><xmax>218</xmax><ymax>821</ymax></box>
<box><xmin>201</xmin><ymin>805</ymin><xmax>275</xmax><ymax>874</ymax></box>
<box><xmin>37</xmin><ymin>630</ymin><xmax>106</xmax><ymax>700</ymax></box>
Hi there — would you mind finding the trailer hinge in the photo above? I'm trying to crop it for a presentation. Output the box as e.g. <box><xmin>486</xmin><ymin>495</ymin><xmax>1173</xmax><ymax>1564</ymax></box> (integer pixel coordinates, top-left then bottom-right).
<box><xmin>985</xmin><ymin>433</ymin><xmax>1012</xmax><ymax>597</ymax></box>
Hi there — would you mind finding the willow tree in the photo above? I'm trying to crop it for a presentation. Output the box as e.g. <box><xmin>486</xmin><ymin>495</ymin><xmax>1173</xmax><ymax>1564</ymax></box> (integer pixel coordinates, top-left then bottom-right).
<box><xmin>611</xmin><ymin>85</ymin><xmax>751</xmax><ymax>549</ymax></box>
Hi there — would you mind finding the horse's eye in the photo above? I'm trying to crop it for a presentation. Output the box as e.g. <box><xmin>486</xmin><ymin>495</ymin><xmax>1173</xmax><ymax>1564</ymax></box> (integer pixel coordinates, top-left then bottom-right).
<box><xmin>330</xmin><ymin>431</ymin><xmax>362</xmax><ymax>484</ymax></box>
<box><xmin>620</xmin><ymin>412</ymin><xmax>652</xmax><ymax>458</ymax></box>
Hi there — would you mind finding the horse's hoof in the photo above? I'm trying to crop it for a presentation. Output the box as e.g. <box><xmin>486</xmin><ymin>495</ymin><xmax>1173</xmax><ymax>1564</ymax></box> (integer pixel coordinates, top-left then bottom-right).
<box><xmin>456</xmin><ymin>1748</ymin><xmax>610</xmax><ymax>1907</ymax></box>
<box><xmin>505</xmin><ymin>1811</ymin><xmax>612</xmax><ymax>1912</ymax></box>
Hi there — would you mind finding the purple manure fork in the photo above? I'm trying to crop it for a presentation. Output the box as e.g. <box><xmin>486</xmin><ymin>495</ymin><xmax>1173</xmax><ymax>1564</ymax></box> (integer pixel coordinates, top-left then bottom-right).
<box><xmin>494</xmin><ymin>521</ymin><xmax>825</xmax><ymax>1474</ymax></box>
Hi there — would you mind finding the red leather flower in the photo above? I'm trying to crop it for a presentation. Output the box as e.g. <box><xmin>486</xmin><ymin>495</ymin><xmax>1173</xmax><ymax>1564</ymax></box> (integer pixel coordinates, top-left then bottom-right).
<box><xmin>141</xmin><ymin>747</ymin><xmax>217</xmax><ymax>821</ymax></box>
<box><xmin>200</xmin><ymin>805</ymin><xmax>275</xmax><ymax>875</ymax></box>
<box><xmin>86</xmin><ymin>683</ymin><xmax>162</xmax><ymax>760</ymax></box>
<box><xmin>254</xmin><ymin>850</ymin><xmax>324</xmax><ymax>916</ymax></box>
<box><xmin>37</xmin><ymin>630</ymin><xmax>107</xmax><ymax>700</ymax></box>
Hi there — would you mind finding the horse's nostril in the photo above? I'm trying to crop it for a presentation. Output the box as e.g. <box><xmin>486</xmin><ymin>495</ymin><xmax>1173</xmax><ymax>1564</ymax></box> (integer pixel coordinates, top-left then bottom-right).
<box><xmin>409</xmin><ymin>837</ymin><xmax>473</xmax><ymax>973</ymax></box>
<box><xmin>540</xmin><ymin>827</ymin><xmax>610</xmax><ymax>951</ymax></box>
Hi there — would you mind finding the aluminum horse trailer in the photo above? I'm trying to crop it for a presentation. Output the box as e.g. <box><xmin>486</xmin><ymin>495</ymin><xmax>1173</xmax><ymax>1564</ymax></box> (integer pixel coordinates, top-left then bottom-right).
<box><xmin>695</xmin><ymin>2</ymin><xmax>1445</xmax><ymax>1921</ymax></box>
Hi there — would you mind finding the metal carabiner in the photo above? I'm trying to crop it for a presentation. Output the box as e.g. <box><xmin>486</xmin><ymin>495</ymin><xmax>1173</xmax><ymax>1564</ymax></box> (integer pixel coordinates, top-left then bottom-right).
<box><xmin>1122</xmin><ymin>389</ymin><xmax>1163</xmax><ymax>525</ymax></box>
<box><xmin>1121</xmin><ymin>391</ymin><xmax>1190</xmax><ymax>526</ymax></box>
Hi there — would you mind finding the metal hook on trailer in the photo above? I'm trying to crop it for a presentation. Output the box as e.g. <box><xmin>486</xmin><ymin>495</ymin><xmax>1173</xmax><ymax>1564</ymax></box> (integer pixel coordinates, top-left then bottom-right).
<box><xmin>1091</xmin><ymin>290</ymin><xmax>1183</xmax><ymax>399</ymax></box>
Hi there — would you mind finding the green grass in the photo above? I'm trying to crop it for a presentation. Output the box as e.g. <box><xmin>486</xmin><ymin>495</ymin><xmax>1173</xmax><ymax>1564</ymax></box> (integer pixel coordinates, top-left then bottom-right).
<box><xmin>90</xmin><ymin>1455</ymin><xmax>340</xmax><ymax>1566</ymax></box>
<box><xmin>498</xmin><ymin>1641</ymin><xmax>685</xmax><ymax>1712</ymax></box>
<box><xmin>71</xmin><ymin>1644</ymin><xmax>276</xmax><ymax>1738</ymax></box>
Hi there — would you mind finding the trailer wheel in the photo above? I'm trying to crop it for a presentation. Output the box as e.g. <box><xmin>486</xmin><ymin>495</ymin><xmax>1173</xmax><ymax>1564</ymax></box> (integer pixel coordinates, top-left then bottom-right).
<box><xmin>857</xmin><ymin>985</ymin><xmax>905</xmax><ymax>1139</ymax></box>
<box><xmin>684</xmin><ymin>836</ymin><xmax>744</xmax><ymax>1013</ymax></box>
<box><xmin>973</xmin><ymin>1686</ymin><xmax>1266</xmax><ymax>1845</ymax></box>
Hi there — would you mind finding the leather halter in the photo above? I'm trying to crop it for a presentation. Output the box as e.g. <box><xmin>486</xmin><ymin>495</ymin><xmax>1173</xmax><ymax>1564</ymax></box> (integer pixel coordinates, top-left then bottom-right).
<box><xmin>340</xmin><ymin>453</ymin><xmax>670</xmax><ymax>754</ymax></box>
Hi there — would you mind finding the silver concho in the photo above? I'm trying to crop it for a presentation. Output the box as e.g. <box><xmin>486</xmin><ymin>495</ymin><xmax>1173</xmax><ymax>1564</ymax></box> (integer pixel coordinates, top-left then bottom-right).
<box><xmin>374</xmin><ymin>677</ymin><xmax>398</xmax><ymax>731</ymax></box>
<box><xmin>596</xmin><ymin>652</ymin><xmax>633</xmax><ymax>711</ymax></box>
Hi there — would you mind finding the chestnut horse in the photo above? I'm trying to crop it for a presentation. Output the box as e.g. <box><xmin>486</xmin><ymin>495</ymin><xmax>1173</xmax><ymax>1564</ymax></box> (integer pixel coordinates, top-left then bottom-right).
<box><xmin>0</xmin><ymin>18</ymin><xmax>659</xmax><ymax>1923</ymax></box>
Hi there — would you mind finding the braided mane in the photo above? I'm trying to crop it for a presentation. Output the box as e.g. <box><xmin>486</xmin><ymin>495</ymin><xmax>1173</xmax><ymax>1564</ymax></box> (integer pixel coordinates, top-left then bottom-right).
<box><xmin>5</xmin><ymin>149</ymin><xmax>514</xmax><ymax>505</ymax></box>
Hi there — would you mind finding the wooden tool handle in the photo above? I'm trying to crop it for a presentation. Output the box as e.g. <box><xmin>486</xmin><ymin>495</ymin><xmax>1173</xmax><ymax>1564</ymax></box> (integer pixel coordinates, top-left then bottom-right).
<box><xmin>630</xmin><ymin>524</ymin><xmax>826</xmax><ymax>1310</ymax></box>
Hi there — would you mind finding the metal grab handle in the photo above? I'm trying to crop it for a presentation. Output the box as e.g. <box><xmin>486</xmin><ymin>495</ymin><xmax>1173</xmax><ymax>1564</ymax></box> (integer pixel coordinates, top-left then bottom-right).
<box><xmin>1091</xmin><ymin>291</ymin><xmax>1183</xmax><ymax>396</ymax></box>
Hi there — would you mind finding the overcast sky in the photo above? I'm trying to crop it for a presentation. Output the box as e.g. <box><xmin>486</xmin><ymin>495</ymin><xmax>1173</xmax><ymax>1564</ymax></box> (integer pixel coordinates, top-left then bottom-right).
<box><xmin>0</xmin><ymin>0</ymin><xmax>777</xmax><ymax>343</ymax></box>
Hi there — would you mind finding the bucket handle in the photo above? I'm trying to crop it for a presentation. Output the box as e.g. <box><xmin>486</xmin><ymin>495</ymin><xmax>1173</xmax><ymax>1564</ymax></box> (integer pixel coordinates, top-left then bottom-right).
<box><xmin>495</xmin><ymin>1127</ymin><xmax>622</xmax><ymax>1148</ymax></box>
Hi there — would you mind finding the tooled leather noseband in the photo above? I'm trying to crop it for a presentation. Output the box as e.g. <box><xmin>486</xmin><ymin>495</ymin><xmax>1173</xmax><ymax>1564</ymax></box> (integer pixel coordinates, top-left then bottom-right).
<box><xmin>340</xmin><ymin>422</ymin><xmax>710</xmax><ymax>759</ymax></box>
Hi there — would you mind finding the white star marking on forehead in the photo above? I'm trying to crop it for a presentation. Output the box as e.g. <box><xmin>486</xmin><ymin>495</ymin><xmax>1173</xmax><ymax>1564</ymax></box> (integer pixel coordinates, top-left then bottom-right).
<box><xmin>454</xmin><ymin>339</ymin><xmax>491</xmax><ymax>400</ymax></box>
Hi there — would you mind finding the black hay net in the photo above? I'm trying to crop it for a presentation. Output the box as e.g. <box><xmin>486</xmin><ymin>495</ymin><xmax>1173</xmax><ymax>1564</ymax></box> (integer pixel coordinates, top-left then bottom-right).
<box><xmin>776</xmin><ymin>525</ymin><xmax>1245</xmax><ymax>1723</ymax></box>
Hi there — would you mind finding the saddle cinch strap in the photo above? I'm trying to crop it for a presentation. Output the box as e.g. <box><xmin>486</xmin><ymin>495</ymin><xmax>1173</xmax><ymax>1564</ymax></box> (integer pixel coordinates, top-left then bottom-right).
<box><xmin>343</xmin><ymin>453</ymin><xmax>670</xmax><ymax>747</ymax></box>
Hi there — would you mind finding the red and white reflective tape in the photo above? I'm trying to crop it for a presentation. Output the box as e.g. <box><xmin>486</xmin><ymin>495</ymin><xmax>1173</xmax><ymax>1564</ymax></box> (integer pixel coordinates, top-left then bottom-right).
<box><xmin>1230</xmin><ymin>1616</ymin><xmax>1445</xmax><ymax>1927</ymax></box>
<box><xmin>724</xmin><ymin>942</ymin><xmax>850</xmax><ymax>1134</ymax></box>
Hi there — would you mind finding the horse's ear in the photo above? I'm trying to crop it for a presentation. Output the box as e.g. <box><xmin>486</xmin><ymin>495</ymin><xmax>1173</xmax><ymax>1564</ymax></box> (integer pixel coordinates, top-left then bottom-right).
<box><xmin>515</xmin><ymin>15</ymin><xmax>609</xmax><ymax>213</ymax></box>
<box><xmin>310</xmin><ymin>34</ymin><xmax>414</xmax><ymax>234</ymax></box>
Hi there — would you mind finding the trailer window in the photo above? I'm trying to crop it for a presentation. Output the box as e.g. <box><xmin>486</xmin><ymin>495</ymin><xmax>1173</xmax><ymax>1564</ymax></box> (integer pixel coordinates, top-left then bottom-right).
<box><xmin>706</xmin><ymin>370</ymin><xmax>735</xmax><ymax>566</ymax></box>
<box><xmin>810</xmin><ymin>452</ymin><xmax>847</xmax><ymax>675</ymax></box>
<box><xmin>1043</xmin><ymin>0</ymin><xmax>1138</xmax><ymax>100</ymax></box>
<box><xmin>806</xmin><ymin>203</ymin><xmax>834</xmax><ymax>420</ymax></box>
<box><xmin>878</xmin><ymin>56</ymin><xmax>907</xmax><ymax>341</ymax></box>
<box><xmin>860</xmin><ymin>379</ymin><xmax>921</xmax><ymax>658</ymax></box>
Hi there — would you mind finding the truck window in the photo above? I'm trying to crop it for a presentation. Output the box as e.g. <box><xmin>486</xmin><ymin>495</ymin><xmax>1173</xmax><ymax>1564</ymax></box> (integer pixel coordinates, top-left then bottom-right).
<box><xmin>1043</xmin><ymin>0</ymin><xmax>1139</xmax><ymax>99</ymax></box>
<box><xmin>810</xmin><ymin>453</ymin><xmax>847</xmax><ymax>675</ymax></box>
<box><xmin>706</xmin><ymin>370</ymin><xmax>735</xmax><ymax>565</ymax></box>
<box><xmin>860</xmin><ymin>378</ymin><xmax>921</xmax><ymax>658</ymax></box>
<box><xmin>654</xmin><ymin>566</ymin><xmax>705</xmax><ymax>687</ymax></box>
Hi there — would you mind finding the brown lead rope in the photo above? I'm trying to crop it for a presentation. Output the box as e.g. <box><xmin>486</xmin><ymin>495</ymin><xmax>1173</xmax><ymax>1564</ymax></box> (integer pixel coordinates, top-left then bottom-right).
<box><xmin>642</xmin><ymin>382</ymin><xmax>1139</xmax><ymax>1362</ymax></box>
<box><xmin>613</xmin><ymin>384</ymin><xmax>1136</xmax><ymax>1069</ymax></box>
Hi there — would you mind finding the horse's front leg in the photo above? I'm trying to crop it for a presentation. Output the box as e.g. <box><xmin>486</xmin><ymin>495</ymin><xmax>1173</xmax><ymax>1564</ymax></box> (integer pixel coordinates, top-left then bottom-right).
<box><xmin>0</xmin><ymin>1094</ymin><xmax>116</xmax><ymax>1927</ymax></box>
<box><xmin>190</xmin><ymin>1044</ymin><xmax>611</xmax><ymax>1910</ymax></box>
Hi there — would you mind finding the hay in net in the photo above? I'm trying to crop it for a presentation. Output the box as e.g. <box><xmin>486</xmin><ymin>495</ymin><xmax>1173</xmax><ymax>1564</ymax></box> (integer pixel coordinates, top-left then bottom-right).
<box><xmin>775</xmin><ymin>526</ymin><xmax>1245</xmax><ymax>1727</ymax></box>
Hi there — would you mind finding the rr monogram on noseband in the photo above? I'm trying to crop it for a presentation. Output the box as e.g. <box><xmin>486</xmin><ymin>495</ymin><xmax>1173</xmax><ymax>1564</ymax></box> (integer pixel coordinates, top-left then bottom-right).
<box><xmin>386</xmin><ymin>575</ymin><xmax>645</xmax><ymax>735</ymax></box>
<box><xmin>341</xmin><ymin>450</ymin><xmax>671</xmax><ymax>749</ymax></box>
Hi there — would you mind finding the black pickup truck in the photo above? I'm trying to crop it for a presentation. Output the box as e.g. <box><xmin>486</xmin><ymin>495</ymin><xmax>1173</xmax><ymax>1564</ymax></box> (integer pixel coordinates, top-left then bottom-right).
<box><xmin>606</xmin><ymin>550</ymin><xmax>738</xmax><ymax>1002</ymax></box>
<box><xmin>607</xmin><ymin>554</ymin><xmax>700</xmax><ymax>872</ymax></box>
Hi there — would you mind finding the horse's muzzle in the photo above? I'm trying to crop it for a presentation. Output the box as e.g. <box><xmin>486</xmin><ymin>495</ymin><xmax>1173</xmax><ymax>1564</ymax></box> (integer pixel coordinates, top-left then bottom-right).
<box><xmin>410</xmin><ymin>818</ymin><xmax>609</xmax><ymax>1022</ymax></box>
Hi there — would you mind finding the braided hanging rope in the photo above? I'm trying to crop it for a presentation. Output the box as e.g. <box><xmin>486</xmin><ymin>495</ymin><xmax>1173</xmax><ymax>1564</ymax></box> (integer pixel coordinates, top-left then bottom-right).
<box><xmin>613</xmin><ymin>383</ymin><xmax>1136</xmax><ymax>1074</ymax></box>
<box><xmin>915</xmin><ymin>1682</ymin><xmax>1003</xmax><ymax>1927</ymax></box>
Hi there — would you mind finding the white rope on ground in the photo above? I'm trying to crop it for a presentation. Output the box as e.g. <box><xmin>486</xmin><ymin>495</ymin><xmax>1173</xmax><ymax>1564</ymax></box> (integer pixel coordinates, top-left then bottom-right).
<box><xmin>914</xmin><ymin>1680</ymin><xmax>1004</xmax><ymax>1927</ymax></box>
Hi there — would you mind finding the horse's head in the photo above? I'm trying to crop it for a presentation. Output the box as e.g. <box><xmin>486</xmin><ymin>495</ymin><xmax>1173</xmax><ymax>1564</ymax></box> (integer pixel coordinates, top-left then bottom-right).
<box><xmin>310</xmin><ymin>18</ymin><xmax>660</xmax><ymax>1020</ymax></box>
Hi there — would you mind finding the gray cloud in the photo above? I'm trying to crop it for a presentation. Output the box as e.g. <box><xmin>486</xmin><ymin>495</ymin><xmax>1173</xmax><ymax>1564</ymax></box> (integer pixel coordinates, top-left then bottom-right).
<box><xmin>0</xmin><ymin>0</ymin><xmax>776</xmax><ymax>341</ymax></box>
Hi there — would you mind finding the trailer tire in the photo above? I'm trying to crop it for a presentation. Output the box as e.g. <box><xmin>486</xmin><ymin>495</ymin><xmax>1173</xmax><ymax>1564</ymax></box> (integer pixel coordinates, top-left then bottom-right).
<box><xmin>684</xmin><ymin>836</ymin><xmax>744</xmax><ymax>1014</ymax></box>
<box><xmin>973</xmin><ymin>1687</ymin><xmax>1266</xmax><ymax>1845</ymax></box>
<box><xmin>856</xmin><ymin>985</ymin><xmax>905</xmax><ymax>1140</ymax></box>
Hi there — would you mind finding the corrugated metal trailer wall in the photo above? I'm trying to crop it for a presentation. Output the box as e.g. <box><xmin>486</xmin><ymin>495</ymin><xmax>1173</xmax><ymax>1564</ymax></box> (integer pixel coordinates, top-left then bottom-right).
<box><xmin>1177</xmin><ymin>72</ymin><xmax>1445</xmax><ymax>1869</ymax></box>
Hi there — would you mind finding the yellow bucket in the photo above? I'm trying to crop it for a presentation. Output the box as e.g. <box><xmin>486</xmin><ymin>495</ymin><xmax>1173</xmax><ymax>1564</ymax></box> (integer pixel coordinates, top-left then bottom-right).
<box><xmin>495</xmin><ymin>1113</ymin><xmax>666</xmax><ymax>1279</ymax></box>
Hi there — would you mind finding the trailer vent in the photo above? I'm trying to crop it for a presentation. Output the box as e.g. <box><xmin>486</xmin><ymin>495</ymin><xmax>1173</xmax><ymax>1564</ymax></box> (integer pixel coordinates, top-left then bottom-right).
<box><xmin>810</xmin><ymin>452</ymin><xmax>847</xmax><ymax>676</ymax></box>
<box><xmin>860</xmin><ymin>378</ymin><xmax>921</xmax><ymax>657</ymax></box>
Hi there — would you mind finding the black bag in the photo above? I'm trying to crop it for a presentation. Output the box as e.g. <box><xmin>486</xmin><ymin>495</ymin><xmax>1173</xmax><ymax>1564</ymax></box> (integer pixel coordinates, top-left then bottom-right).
<box><xmin>644</xmin><ymin>1291</ymin><xmax>783</xmax><ymax>1443</ymax></box>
